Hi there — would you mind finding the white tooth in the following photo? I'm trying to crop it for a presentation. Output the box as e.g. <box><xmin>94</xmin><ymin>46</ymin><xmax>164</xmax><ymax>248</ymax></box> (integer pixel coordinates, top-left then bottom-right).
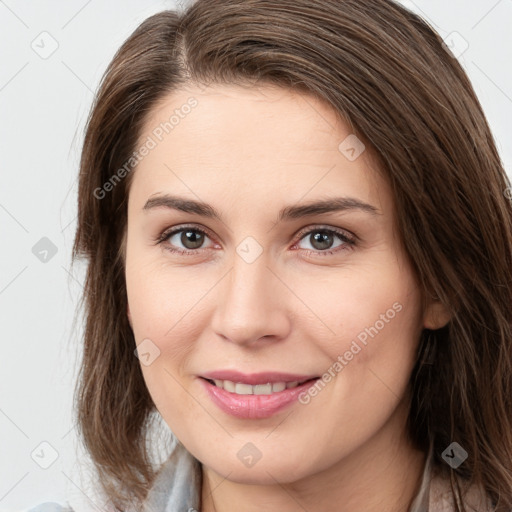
<box><xmin>223</xmin><ymin>380</ymin><xmax>236</xmax><ymax>392</ymax></box>
<box><xmin>235</xmin><ymin>382</ymin><xmax>253</xmax><ymax>395</ymax></box>
<box><xmin>217</xmin><ymin>380</ymin><xmax>296</xmax><ymax>394</ymax></box>
<box><xmin>253</xmin><ymin>383</ymin><xmax>273</xmax><ymax>395</ymax></box>
<box><xmin>272</xmin><ymin>382</ymin><xmax>286</xmax><ymax>392</ymax></box>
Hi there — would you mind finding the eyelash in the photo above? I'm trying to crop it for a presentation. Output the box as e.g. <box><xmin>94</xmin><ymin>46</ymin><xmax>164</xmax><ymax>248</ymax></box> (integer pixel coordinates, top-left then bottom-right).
<box><xmin>155</xmin><ymin>224</ymin><xmax>356</xmax><ymax>258</ymax></box>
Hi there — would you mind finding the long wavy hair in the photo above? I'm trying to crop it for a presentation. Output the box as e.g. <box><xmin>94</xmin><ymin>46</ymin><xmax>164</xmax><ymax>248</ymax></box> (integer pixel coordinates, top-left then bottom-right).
<box><xmin>72</xmin><ymin>0</ymin><xmax>512</xmax><ymax>510</ymax></box>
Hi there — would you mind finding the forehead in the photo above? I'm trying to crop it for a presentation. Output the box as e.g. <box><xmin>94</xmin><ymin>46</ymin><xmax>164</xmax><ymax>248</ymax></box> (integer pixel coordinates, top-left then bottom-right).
<box><xmin>139</xmin><ymin>83</ymin><xmax>358</xmax><ymax>157</ymax></box>
<box><xmin>130</xmin><ymin>83</ymin><xmax>389</xmax><ymax>215</ymax></box>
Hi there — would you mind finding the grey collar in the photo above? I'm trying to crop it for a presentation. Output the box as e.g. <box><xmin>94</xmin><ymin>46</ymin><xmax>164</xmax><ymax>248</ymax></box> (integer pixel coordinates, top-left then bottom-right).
<box><xmin>142</xmin><ymin>440</ymin><xmax>202</xmax><ymax>512</ymax></box>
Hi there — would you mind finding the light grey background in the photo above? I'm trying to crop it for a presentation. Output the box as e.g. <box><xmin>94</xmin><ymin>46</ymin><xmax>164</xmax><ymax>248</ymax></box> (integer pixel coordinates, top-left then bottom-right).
<box><xmin>1</xmin><ymin>1</ymin><xmax>511</xmax><ymax>510</ymax></box>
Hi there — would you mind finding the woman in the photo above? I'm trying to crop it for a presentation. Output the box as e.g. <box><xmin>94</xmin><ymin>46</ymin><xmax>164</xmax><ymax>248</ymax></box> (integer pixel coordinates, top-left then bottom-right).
<box><xmin>30</xmin><ymin>0</ymin><xmax>512</xmax><ymax>510</ymax></box>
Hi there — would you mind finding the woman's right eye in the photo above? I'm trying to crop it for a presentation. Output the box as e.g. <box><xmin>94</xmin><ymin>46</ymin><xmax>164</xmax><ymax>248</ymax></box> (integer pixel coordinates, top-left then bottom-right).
<box><xmin>157</xmin><ymin>226</ymin><xmax>216</xmax><ymax>255</ymax></box>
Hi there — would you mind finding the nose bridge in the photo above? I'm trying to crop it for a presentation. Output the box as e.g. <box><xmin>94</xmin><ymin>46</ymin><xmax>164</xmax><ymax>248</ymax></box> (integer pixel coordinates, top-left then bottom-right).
<box><xmin>211</xmin><ymin>246</ymin><xmax>288</xmax><ymax>345</ymax></box>
<box><xmin>229</xmin><ymin>250</ymin><xmax>271</xmax><ymax>305</ymax></box>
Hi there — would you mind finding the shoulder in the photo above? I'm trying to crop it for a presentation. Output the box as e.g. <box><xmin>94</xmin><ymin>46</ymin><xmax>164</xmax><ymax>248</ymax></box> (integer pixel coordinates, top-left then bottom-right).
<box><xmin>26</xmin><ymin>502</ymin><xmax>74</xmax><ymax>512</ymax></box>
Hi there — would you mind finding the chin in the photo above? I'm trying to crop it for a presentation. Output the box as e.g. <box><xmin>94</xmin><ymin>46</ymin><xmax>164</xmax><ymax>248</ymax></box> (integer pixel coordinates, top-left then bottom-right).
<box><xmin>203</xmin><ymin>454</ymin><xmax>313</xmax><ymax>485</ymax></box>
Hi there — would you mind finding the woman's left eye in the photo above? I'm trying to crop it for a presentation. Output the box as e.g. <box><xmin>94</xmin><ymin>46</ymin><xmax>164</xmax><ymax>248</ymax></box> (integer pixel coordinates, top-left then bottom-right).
<box><xmin>156</xmin><ymin>225</ymin><xmax>356</xmax><ymax>256</ymax></box>
<box><xmin>294</xmin><ymin>227</ymin><xmax>356</xmax><ymax>256</ymax></box>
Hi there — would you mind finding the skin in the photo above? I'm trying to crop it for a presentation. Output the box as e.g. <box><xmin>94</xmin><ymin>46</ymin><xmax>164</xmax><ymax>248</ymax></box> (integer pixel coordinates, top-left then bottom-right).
<box><xmin>125</xmin><ymin>83</ymin><xmax>451</xmax><ymax>512</ymax></box>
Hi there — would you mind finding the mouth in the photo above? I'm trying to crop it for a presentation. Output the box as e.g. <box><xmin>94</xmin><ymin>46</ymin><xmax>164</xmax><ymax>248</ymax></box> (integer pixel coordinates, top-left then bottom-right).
<box><xmin>199</xmin><ymin>375</ymin><xmax>321</xmax><ymax>419</ymax></box>
<box><xmin>200</xmin><ymin>376</ymin><xmax>319</xmax><ymax>396</ymax></box>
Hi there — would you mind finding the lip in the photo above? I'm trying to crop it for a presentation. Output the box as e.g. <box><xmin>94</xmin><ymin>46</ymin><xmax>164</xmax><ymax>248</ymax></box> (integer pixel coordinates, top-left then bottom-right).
<box><xmin>200</xmin><ymin>370</ymin><xmax>318</xmax><ymax>385</ymax></box>
<box><xmin>198</xmin><ymin>376</ymin><xmax>320</xmax><ymax>419</ymax></box>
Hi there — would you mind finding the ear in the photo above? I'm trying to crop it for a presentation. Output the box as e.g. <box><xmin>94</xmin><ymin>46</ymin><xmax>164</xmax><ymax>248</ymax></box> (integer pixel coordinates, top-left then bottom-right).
<box><xmin>422</xmin><ymin>296</ymin><xmax>451</xmax><ymax>330</ymax></box>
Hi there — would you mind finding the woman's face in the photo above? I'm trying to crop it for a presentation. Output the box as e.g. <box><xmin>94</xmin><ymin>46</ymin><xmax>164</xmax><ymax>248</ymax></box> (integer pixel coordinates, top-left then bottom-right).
<box><xmin>125</xmin><ymin>83</ymin><xmax>448</xmax><ymax>484</ymax></box>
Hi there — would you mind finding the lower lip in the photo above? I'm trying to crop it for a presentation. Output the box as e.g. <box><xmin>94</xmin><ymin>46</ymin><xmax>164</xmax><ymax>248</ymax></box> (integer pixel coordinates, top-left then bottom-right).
<box><xmin>199</xmin><ymin>377</ymin><xmax>319</xmax><ymax>419</ymax></box>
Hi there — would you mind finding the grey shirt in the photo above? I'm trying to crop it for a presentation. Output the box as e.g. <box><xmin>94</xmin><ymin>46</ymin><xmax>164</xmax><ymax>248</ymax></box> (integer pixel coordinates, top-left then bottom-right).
<box><xmin>27</xmin><ymin>440</ymin><xmax>495</xmax><ymax>512</ymax></box>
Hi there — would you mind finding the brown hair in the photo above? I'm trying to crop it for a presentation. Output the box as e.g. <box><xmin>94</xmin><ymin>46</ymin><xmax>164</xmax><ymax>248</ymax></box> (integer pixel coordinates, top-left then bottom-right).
<box><xmin>72</xmin><ymin>0</ymin><xmax>512</xmax><ymax>510</ymax></box>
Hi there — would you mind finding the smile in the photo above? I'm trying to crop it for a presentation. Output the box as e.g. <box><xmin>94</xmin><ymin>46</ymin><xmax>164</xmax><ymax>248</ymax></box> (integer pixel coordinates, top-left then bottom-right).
<box><xmin>199</xmin><ymin>375</ymin><xmax>320</xmax><ymax>419</ymax></box>
<box><xmin>204</xmin><ymin>378</ymin><xmax>315</xmax><ymax>395</ymax></box>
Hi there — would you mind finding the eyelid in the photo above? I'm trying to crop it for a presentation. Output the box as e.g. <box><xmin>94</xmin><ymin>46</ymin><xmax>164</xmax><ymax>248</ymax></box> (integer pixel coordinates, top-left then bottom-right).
<box><xmin>157</xmin><ymin>224</ymin><xmax>210</xmax><ymax>241</ymax></box>
<box><xmin>293</xmin><ymin>224</ymin><xmax>357</xmax><ymax>244</ymax></box>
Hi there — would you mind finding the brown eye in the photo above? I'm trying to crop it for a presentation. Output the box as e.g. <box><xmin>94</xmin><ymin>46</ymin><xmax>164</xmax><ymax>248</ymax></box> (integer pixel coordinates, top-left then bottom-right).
<box><xmin>294</xmin><ymin>226</ymin><xmax>356</xmax><ymax>257</ymax></box>
<box><xmin>158</xmin><ymin>226</ymin><xmax>214</xmax><ymax>254</ymax></box>
<box><xmin>176</xmin><ymin>229</ymin><xmax>205</xmax><ymax>250</ymax></box>
<box><xmin>308</xmin><ymin>231</ymin><xmax>336</xmax><ymax>251</ymax></box>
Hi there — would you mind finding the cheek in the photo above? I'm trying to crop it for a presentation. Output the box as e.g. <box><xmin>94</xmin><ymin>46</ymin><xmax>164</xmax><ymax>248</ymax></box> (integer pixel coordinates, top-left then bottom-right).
<box><xmin>296</xmin><ymin>260</ymin><xmax>423</xmax><ymax>405</ymax></box>
<box><xmin>125</xmin><ymin>259</ymin><xmax>202</xmax><ymax>422</ymax></box>
<box><xmin>126</xmin><ymin>253</ymin><xmax>210</xmax><ymax>340</ymax></box>
<box><xmin>291</xmin><ymin>258</ymin><xmax>421</xmax><ymax>357</ymax></box>
<box><xmin>291</xmin><ymin>288</ymin><xmax>421</xmax><ymax>464</ymax></box>
<box><xmin>125</xmin><ymin>256</ymin><xmax>221</xmax><ymax>402</ymax></box>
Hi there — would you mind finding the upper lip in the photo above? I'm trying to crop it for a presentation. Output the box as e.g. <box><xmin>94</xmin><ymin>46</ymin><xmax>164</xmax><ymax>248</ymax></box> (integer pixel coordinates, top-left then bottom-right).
<box><xmin>200</xmin><ymin>370</ymin><xmax>319</xmax><ymax>386</ymax></box>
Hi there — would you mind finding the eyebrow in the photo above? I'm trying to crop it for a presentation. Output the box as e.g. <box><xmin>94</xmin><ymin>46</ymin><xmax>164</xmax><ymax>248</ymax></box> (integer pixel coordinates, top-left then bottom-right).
<box><xmin>142</xmin><ymin>194</ymin><xmax>381</xmax><ymax>221</ymax></box>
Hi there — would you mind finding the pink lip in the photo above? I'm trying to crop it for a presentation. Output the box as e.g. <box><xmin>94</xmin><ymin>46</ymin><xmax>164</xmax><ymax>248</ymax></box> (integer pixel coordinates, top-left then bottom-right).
<box><xmin>199</xmin><ymin>376</ymin><xmax>320</xmax><ymax>419</ymax></box>
<box><xmin>200</xmin><ymin>369</ymin><xmax>318</xmax><ymax>385</ymax></box>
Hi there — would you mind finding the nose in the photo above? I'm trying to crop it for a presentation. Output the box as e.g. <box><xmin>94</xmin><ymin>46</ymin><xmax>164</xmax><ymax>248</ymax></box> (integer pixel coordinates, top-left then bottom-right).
<box><xmin>210</xmin><ymin>252</ymin><xmax>291</xmax><ymax>347</ymax></box>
